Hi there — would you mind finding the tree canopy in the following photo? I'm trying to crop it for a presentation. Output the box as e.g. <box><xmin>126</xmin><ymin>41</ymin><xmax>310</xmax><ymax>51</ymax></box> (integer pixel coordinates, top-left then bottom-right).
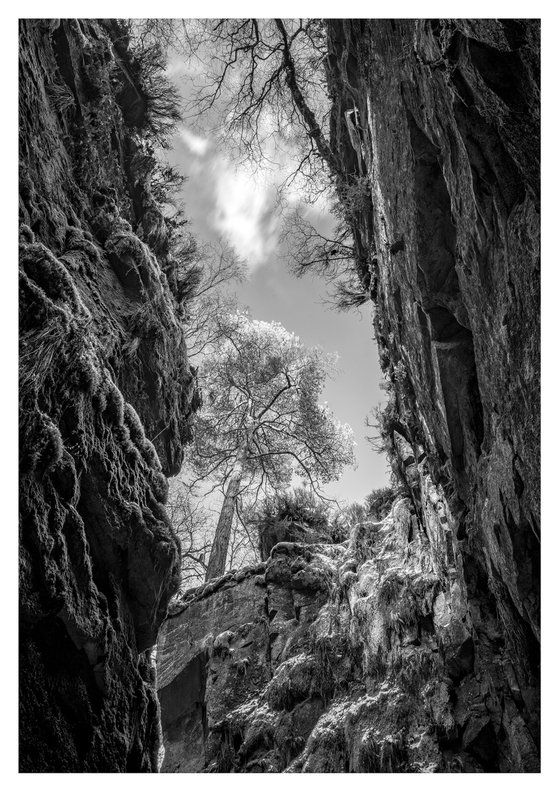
<box><xmin>191</xmin><ymin>311</ymin><xmax>355</xmax><ymax>579</ymax></box>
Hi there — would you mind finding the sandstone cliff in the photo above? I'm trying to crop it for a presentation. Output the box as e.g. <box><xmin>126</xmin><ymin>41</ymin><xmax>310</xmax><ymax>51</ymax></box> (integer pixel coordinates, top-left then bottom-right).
<box><xmin>19</xmin><ymin>20</ymin><xmax>198</xmax><ymax>771</ymax></box>
<box><xmin>157</xmin><ymin>19</ymin><xmax>539</xmax><ymax>772</ymax></box>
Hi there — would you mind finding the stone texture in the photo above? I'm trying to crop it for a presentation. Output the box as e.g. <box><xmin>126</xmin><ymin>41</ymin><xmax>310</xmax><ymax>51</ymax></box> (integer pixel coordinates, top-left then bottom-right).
<box><xmin>19</xmin><ymin>20</ymin><xmax>198</xmax><ymax>771</ymax></box>
<box><xmin>158</xmin><ymin>480</ymin><xmax>537</xmax><ymax>772</ymax></box>
<box><xmin>326</xmin><ymin>18</ymin><xmax>540</xmax><ymax>769</ymax></box>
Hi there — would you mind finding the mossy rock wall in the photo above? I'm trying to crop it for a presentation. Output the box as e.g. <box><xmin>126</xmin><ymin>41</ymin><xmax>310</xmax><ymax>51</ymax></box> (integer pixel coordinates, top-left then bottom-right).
<box><xmin>19</xmin><ymin>19</ymin><xmax>198</xmax><ymax>771</ymax></box>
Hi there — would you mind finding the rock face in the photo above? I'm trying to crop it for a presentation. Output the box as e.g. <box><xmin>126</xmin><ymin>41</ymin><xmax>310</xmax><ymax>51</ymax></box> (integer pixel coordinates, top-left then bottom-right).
<box><xmin>19</xmin><ymin>20</ymin><xmax>198</xmax><ymax>771</ymax></box>
<box><xmin>326</xmin><ymin>17</ymin><xmax>540</xmax><ymax>767</ymax></box>
<box><xmin>157</xmin><ymin>490</ymin><xmax>536</xmax><ymax>772</ymax></box>
<box><xmin>157</xmin><ymin>19</ymin><xmax>539</xmax><ymax>772</ymax></box>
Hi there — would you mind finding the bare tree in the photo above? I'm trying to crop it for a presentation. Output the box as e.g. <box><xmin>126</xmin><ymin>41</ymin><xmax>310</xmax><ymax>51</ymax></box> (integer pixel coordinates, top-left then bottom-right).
<box><xmin>130</xmin><ymin>18</ymin><xmax>376</xmax><ymax>311</ymax></box>
<box><xmin>284</xmin><ymin>207</ymin><xmax>354</xmax><ymax>276</ymax></box>
<box><xmin>281</xmin><ymin>205</ymin><xmax>371</xmax><ymax>310</ymax></box>
<box><xmin>166</xmin><ymin>479</ymin><xmax>214</xmax><ymax>587</ymax></box>
<box><xmin>156</xmin><ymin>18</ymin><xmax>337</xmax><ymax>192</ymax></box>
<box><xmin>190</xmin><ymin>311</ymin><xmax>355</xmax><ymax>580</ymax></box>
<box><xmin>176</xmin><ymin>19</ymin><xmax>375</xmax><ymax>307</ymax></box>
<box><xmin>181</xmin><ymin>241</ymin><xmax>246</xmax><ymax>359</ymax></box>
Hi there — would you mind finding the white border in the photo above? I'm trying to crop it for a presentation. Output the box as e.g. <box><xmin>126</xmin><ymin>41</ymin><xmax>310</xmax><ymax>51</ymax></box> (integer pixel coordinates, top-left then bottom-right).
<box><xmin>4</xmin><ymin>4</ymin><xmax>555</xmax><ymax>788</ymax></box>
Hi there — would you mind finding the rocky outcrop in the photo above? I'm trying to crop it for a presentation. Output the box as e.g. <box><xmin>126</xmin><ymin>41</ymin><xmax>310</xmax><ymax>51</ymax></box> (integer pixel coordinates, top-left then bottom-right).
<box><xmin>157</xmin><ymin>472</ymin><xmax>536</xmax><ymax>772</ymax></box>
<box><xmin>156</xmin><ymin>19</ymin><xmax>539</xmax><ymax>772</ymax></box>
<box><xmin>325</xmin><ymin>18</ymin><xmax>540</xmax><ymax>768</ymax></box>
<box><xmin>19</xmin><ymin>20</ymin><xmax>198</xmax><ymax>771</ymax></box>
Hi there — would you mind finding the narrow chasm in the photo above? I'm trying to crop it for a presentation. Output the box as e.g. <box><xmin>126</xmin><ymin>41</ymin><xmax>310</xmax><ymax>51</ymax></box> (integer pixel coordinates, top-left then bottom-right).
<box><xmin>19</xmin><ymin>18</ymin><xmax>540</xmax><ymax>774</ymax></box>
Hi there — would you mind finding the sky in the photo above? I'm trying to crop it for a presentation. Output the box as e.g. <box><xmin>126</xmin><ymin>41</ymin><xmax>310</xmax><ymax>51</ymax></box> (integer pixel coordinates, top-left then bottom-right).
<box><xmin>164</xmin><ymin>48</ymin><xmax>390</xmax><ymax>505</ymax></box>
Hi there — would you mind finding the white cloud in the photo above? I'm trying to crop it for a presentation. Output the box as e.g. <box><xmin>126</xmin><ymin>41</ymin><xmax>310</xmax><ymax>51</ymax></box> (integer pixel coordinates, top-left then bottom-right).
<box><xmin>165</xmin><ymin>58</ymin><xmax>190</xmax><ymax>79</ymax></box>
<box><xmin>176</xmin><ymin>120</ymin><xmax>332</xmax><ymax>271</ymax></box>
<box><xmin>179</xmin><ymin>127</ymin><xmax>210</xmax><ymax>157</ymax></box>
<box><xmin>212</xmin><ymin>164</ymin><xmax>279</xmax><ymax>269</ymax></box>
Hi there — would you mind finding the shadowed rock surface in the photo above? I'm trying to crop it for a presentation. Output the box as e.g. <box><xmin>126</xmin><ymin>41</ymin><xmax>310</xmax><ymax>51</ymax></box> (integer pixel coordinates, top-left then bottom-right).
<box><xmin>19</xmin><ymin>20</ymin><xmax>198</xmax><ymax>771</ymax></box>
<box><xmin>157</xmin><ymin>19</ymin><xmax>539</xmax><ymax>773</ymax></box>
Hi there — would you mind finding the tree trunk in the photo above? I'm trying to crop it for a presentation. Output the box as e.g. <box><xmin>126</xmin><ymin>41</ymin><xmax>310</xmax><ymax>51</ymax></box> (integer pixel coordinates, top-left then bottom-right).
<box><xmin>275</xmin><ymin>19</ymin><xmax>339</xmax><ymax>175</ymax></box>
<box><xmin>205</xmin><ymin>468</ymin><xmax>243</xmax><ymax>581</ymax></box>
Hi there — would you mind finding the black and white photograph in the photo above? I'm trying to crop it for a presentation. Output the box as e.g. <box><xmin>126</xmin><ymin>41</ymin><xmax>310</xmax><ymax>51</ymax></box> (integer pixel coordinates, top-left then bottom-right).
<box><xmin>16</xmin><ymin>6</ymin><xmax>543</xmax><ymax>776</ymax></box>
